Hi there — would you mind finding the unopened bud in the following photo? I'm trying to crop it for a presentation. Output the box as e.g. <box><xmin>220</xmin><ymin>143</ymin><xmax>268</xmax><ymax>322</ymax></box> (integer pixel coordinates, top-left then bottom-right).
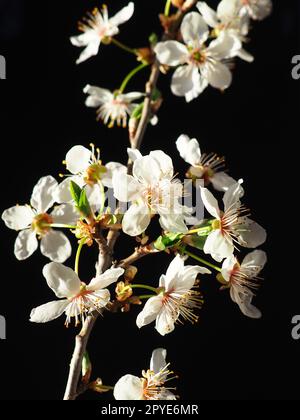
<box><xmin>124</xmin><ymin>265</ymin><xmax>138</xmax><ymax>282</ymax></box>
<box><xmin>116</xmin><ymin>281</ymin><xmax>133</xmax><ymax>302</ymax></box>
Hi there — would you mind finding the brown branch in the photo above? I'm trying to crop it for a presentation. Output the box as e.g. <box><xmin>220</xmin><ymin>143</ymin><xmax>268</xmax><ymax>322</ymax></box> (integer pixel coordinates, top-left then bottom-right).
<box><xmin>63</xmin><ymin>1</ymin><xmax>196</xmax><ymax>401</ymax></box>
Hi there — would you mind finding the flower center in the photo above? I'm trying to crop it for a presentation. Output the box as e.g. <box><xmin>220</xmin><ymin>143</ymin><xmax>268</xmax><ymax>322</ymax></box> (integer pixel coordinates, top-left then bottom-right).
<box><xmin>141</xmin><ymin>365</ymin><xmax>176</xmax><ymax>400</ymax></box>
<box><xmin>162</xmin><ymin>286</ymin><xmax>203</xmax><ymax>325</ymax></box>
<box><xmin>84</xmin><ymin>163</ymin><xmax>107</xmax><ymax>185</ymax></box>
<box><xmin>211</xmin><ymin>219</ymin><xmax>221</xmax><ymax>230</ymax></box>
<box><xmin>31</xmin><ymin>213</ymin><xmax>53</xmax><ymax>236</ymax></box>
<box><xmin>189</xmin><ymin>47</ymin><xmax>207</xmax><ymax>65</ymax></box>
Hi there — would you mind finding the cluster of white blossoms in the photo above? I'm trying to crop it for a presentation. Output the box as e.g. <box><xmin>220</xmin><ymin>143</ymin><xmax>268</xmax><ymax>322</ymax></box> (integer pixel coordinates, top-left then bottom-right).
<box><xmin>1</xmin><ymin>0</ymin><xmax>271</xmax><ymax>401</ymax></box>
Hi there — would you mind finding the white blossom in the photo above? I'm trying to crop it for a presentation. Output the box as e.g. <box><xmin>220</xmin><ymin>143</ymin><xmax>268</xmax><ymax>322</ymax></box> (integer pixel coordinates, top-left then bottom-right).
<box><xmin>200</xmin><ymin>181</ymin><xmax>267</xmax><ymax>261</ymax></box>
<box><xmin>197</xmin><ymin>1</ymin><xmax>254</xmax><ymax>62</ymax></box>
<box><xmin>154</xmin><ymin>11</ymin><xmax>241</xmax><ymax>101</ymax></box>
<box><xmin>221</xmin><ymin>250</ymin><xmax>267</xmax><ymax>318</ymax></box>
<box><xmin>112</xmin><ymin>150</ymin><xmax>191</xmax><ymax>237</ymax></box>
<box><xmin>55</xmin><ymin>145</ymin><xmax>127</xmax><ymax>212</ymax></box>
<box><xmin>70</xmin><ymin>2</ymin><xmax>134</xmax><ymax>64</ymax></box>
<box><xmin>176</xmin><ymin>134</ymin><xmax>236</xmax><ymax>191</ymax></box>
<box><xmin>30</xmin><ymin>262</ymin><xmax>124</xmax><ymax>325</ymax></box>
<box><xmin>2</xmin><ymin>176</ymin><xmax>78</xmax><ymax>262</ymax></box>
<box><xmin>114</xmin><ymin>348</ymin><xmax>177</xmax><ymax>400</ymax></box>
<box><xmin>84</xmin><ymin>85</ymin><xmax>144</xmax><ymax>127</ymax></box>
<box><xmin>238</xmin><ymin>0</ymin><xmax>272</xmax><ymax>21</ymax></box>
<box><xmin>136</xmin><ymin>255</ymin><xmax>210</xmax><ymax>335</ymax></box>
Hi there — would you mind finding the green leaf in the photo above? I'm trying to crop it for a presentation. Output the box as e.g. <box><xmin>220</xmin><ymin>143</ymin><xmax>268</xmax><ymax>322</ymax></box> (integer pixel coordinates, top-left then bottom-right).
<box><xmin>70</xmin><ymin>181</ymin><xmax>82</xmax><ymax>207</ymax></box>
<box><xmin>154</xmin><ymin>232</ymin><xmax>182</xmax><ymax>251</ymax></box>
<box><xmin>187</xmin><ymin>235</ymin><xmax>207</xmax><ymax>251</ymax></box>
<box><xmin>79</xmin><ymin>189</ymin><xmax>92</xmax><ymax>218</ymax></box>
<box><xmin>81</xmin><ymin>351</ymin><xmax>92</xmax><ymax>385</ymax></box>
<box><xmin>131</xmin><ymin>103</ymin><xmax>144</xmax><ymax>120</ymax></box>
<box><xmin>149</xmin><ymin>33</ymin><xmax>158</xmax><ymax>46</ymax></box>
<box><xmin>151</xmin><ymin>87</ymin><xmax>161</xmax><ymax>101</ymax></box>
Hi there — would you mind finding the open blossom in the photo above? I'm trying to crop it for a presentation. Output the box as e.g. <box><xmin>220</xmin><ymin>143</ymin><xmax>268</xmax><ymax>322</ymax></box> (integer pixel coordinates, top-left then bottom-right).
<box><xmin>2</xmin><ymin>176</ymin><xmax>78</xmax><ymax>262</ymax></box>
<box><xmin>30</xmin><ymin>262</ymin><xmax>124</xmax><ymax>325</ymax></box>
<box><xmin>136</xmin><ymin>255</ymin><xmax>210</xmax><ymax>336</ymax></box>
<box><xmin>176</xmin><ymin>134</ymin><xmax>236</xmax><ymax>191</ymax></box>
<box><xmin>70</xmin><ymin>2</ymin><xmax>134</xmax><ymax>64</ymax></box>
<box><xmin>84</xmin><ymin>85</ymin><xmax>144</xmax><ymax>128</ymax></box>
<box><xmin>112</xmin><ymin>150</ymin><xmax>191</xmax><ymax>237</ymax></box>
<box><xmin>200</xmin><ymin>181</ymin><xmax>266</xmax><ymax>261</ymax></box>
<box><xmin>238</xmin><ymin>0</ymin><xmax>272</xmax><ymax>21</ymax></box>
<box><xmin>154</xmin><ymin>11</ymin><xmax>241</xmax><ymax>102</ymax></box>
<box><xmin>114</xmin><ymin>348</ymin><xmax>177</xmax><ymax>400</ymax></box>
<box><xmin>221</xmin><ymin>250</ymin><xmax>267</xmax><ymax>318</ymax></box>
<box><xmin>196</xmin><ymin>1</ymin><xmax>254</xmax><ymax>62</ymax></box>
<box><xmin>55</xmin><ymin>145</ymin><xmax>126</xmax><ymax>211</ymax></box>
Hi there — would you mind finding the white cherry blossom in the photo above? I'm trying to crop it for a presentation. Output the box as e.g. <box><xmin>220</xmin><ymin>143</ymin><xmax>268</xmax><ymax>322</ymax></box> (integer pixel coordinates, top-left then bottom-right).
<box><xmin>200</xmin><ymin>181</ymin><xmax>267</xmax><ymax>261</ymax></box>
<box><xmin>154</xmin><ymin>11</ymin><xmax>241</xmax><ymax>102</ymax></box>
<box><xmin>221</xmin><ymin>250</ymin><xmax>267</xmax><ymax>318</ymax></box>
<box><xmin>70</xmin><ymin>2</ymin><xmax>134</xmax><ymax>64</ymax></box>
<box><xmin>196</xmin><ymin>1</ymin><xmax>254</xmax><ymax>62</ymax></box>
<box><xmin>136</xmin><ymin>255</ymin><xmax>210</xmax><ymax>335</ymax></box>
<box><xmin>2</xmin><ymin>176</ymin><xmax>78</xmax><ymax>262</ymax></box>
<box><xmin>84</xmin><ymin>85</ymin><xmax>144</xmax><ymax>127</ymax></box>
<box><xmin>238</xmin><ymin>0</ymin><xmax>272</xmax><ymax>21</ymax></box>
<box><xmin>112</xmin><ymin>150</ymin><xmax>191</xmax><ymax>237</ymax></box>
<box><xmin>55</xmin><ymin>145</ymin><xmax>127</xmax><ymax>212</ymax></box>
<box><xmin>30</xmin><ymin>262</ymin><xmax>124</xmax><ymax>325</ymax></box>
<box><xmin>176</xmin><ymin>134</ymin><xmax>236</xmax><ymax>191</ymax></box>
<box><xmin>114</xmin><ymin>348</ymin><xmax>177</xmax><ymax>400</ymax></box>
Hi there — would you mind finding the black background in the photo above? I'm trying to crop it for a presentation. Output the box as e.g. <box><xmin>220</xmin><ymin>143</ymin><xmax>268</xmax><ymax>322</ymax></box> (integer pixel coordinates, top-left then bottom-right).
<box><xmin>0</xmin><ymin>0</ymin><xmax>299</xmax><ymax>400</ymax></box>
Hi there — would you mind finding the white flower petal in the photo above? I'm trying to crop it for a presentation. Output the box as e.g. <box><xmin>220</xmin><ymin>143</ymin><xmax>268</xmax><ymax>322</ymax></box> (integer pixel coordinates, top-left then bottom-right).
<box><xmin>136</xmin><ymin>295</ymin><xmax>163</xmax><ymax>329</ymax></box>
<box><xmin>203</xmin><ymin>60</ymin><xmax>232</xmax><ymax>90</ymax></box>
<box><xmin>154</xmin><ymin>41</ymin><xmax>188</xmax><ymax>66</ymax></box>
<box><xmin>171</xmin><ymin>64</ymin><xmax>207</xmax><ymax>100</ymax></box>
<box><xmin>178</xmin><ymin>265</ymin><xmax>211</xmax><ymax>290</ymax></box>
<box><xmin>238</xmin><ymin>219</ymin><xmax>267</xmax><ymax>248</ymax></box>
<box><xmin>196</xmin><ymin>2</ymin><xmax>219</xmax><ymax>27</ymax></box>
<box><xmin>127</xmin><ymin>148</ymin><xmax>143</xmax><ymax>162</ymax></box>
<box><xmin>2</xmin><ymin>205</ymin><xmax>34</xmax><ymax>231</ymax></box>
<box><xmin>176</xmin><ymin>134</ymin><xmax>201</xmax><ymax>166</ymax></box>
<box><xmin>54</xmin><ymin>176</ymin><xmax>83</xmax><ymax>204</ymax></box>
<box><xmin>101</xmin><ymin>162</ymin><xmax>127</xmax><ymax>189</ymax></box>
<box><xmin>242</xmin><ymin>250</ymin><xmax>267</xmax><ymax>275</ymax></box>
<box><xmin>30</xmin><ymin>300</ymin><xmax>69</xmax><ymax>323</ymax></box>
<box><xmin>149</xmin><ymin>151</ymin><xmax>174</xmax><ymax>180</ymax></box>
<box><xmin>217</xmin><ymin>0</ymin><xmax>239</xmax><ymax>21</ymax></box>
<box><xmin>40</xmin><ymin>231</ymin><xmax>72</xmax><ymax>263</ymax></box>
<box><xmin>42</xmin><ymin>262</ymin><xmax>81</xmax><ymax>298</ymax></box>
<box><xmin>70</xmin><ymin>30</ymin><xmax>97</xmax><ymax>47</ymax></box>
<box><xmin>159</xmin><ymin>212</ymin><xmax>188</xmax><ymax>234</ymax></box>
<box><xmin>133</xmin><ymin>156</ymin><xmax>161</xmax><ymax>184</ymax></box>
<box><xmin>181</xmin><ymin>12</ymin><xmax>209</xmax><ymax>46</ymax></box>
<box><xmin>122</xmin><ymin>201</ymin><xmax>151</xmax><ymax>237</ymax></box>
<box><xmin>164</xmin><ymin>255</ymin><xmax>184</xmax><ymax>286</ymax></box>
<box><xmin>208</xmin><ymin>31</ymin><xmax>241</xmax><ymax>59</ymax></box>
<box><xmin>221</xmin><ymin>254</ymin><xmax>237</xmax><ymax>282</ymax></box>
<box><xmin>236</xmin><ymin>48</ymin><xmax>254</xmax><ymax>63</ymax></box>
<box><xmin>200</xmin><ymin>187</ymin><xmax>220</xmax><ymax>218</ymax></box>
<box><xmin>88</xmin><ymin>267</ymin><xmax>124</xmax><ymax>291</ymax></box>
<box><xmin>222</xmin><ymin>180</ymin><xmax>244</xmax><ymax>211</ymax></box>
<box><xmin>65</xmin><ymin>145</ymin><xmax>91</xmax><ymax>174</ymax></box>
<box><xmin>114</xmin><ymin>375</ymin><xmax>144</xmax><ymax>400</ymax></box>
<box><xmin>204</xmin><ymin>229</ymin><xmax>234</xmax><ymax>260</ymax></box>
<box><xmin>155</xmin><ymin>309</ymin><xmax>175</xmax><ymax>336</ymax></box>
<box><xmin>109</xmin><ymin>2</ymin><xmax>135</xmax><ymax>28</ymax></box>
<box><xmin>150</xmin><ymin>348</ymin><xmax>167</xmax><ymax>375</ymax></box>
<box><xmin>112</xmin><ymin>173</ymin><xmax>141</xmax><ymax>202</ymax></box>
<box><xmin>121</xmin><ymin>92</ymin><xmax>144</xmax><ymax>102</ymax></box>
<box><xmin>83</xmin><ymin>84</ymin><xmax>113</xmax><ymax>107</ymax></box>
<box><xmin>30</xmin><ymin>176</ymin><xmax>58</xmax><ymax>213</ymax></box>
<box><xmin>210</xmin><ymin>172</ymin><xmax>236</xmax><ymax>192</ymax></box>
<box><xmin>243</xmin><ymin>0</ymin><xmax>272</xmax><ymax>20</ymax></box>
<box><xmin>51</xmin><ymin>204</ymin><xmax>79</xmax><ymax>226</ymax></box>
<box><xmin>75</xmin><ymin>39</ymin><xmax>101</xmax><ymax>65</ymax></box>
<box><xmin>14</xmin><ymin>229</ymin><xmax>38</xmax><ymax>260</ymax></box>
